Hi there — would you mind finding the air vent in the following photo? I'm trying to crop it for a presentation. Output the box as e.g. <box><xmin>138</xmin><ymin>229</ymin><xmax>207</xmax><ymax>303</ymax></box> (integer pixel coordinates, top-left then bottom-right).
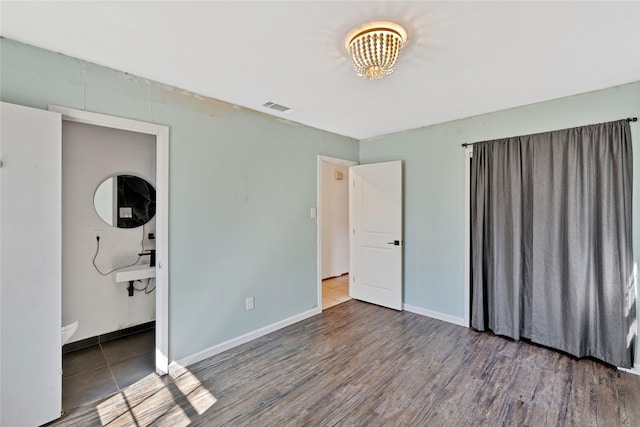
<box><xmin>262</xmin><ymin>101</ymin><xmax>295</xmax><ymax>114</ymax></box>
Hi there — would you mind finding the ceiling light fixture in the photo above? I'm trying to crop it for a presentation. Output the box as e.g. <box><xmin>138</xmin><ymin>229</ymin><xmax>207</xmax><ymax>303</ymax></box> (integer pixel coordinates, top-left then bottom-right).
<box><xmin>344</xmin><ymin>21</ymin><xmax>408</xmax><ymax>80</ymax></box>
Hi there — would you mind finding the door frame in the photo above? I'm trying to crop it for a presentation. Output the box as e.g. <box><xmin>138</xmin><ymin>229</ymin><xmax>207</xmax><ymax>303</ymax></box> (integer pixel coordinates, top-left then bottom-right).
<box><xmin>316</xmin><ymin>155</ymin><xmax>358</xmax><ymax>311</ymax></box>
<box><xmin>49</xmin><ymin>105</ymin><xmax>170</xmax><ymax>375</ymax></box>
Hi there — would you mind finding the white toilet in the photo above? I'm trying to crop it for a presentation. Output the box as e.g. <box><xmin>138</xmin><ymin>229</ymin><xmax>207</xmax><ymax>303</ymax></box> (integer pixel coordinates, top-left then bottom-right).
<box><xmin>61</xmin><ymin>320</ymin><xmax>79</xmax><ymax>346</ymax></box>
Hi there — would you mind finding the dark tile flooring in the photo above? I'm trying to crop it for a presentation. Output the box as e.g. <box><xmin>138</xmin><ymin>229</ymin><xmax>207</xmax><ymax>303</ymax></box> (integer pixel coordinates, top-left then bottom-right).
<box><xmin>62</xmin><ymin>328</ymin><xmax>156</xmax><ymax>411</ymax></box>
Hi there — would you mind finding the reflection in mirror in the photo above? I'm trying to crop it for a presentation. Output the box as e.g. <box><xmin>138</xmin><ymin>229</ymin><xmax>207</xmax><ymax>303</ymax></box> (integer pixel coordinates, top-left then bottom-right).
<box><xmin>94</xmin><ymin>175</ymin><xmax>156</xmax><ymax>228</ymax></box>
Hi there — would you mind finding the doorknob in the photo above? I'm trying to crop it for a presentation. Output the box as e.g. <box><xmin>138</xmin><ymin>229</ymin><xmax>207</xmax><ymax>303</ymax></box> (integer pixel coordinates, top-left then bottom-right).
<box><xmin>387</xmin><ymin>240</ymin><xmax>401</xmax><ymax>246</ymax></box>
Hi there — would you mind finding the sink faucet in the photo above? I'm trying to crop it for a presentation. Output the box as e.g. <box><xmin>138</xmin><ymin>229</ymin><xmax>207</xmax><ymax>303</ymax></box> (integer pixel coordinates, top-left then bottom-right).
<box><xmin>138</xmin><ymin>249</ymin><xmax>156</xmax><ymax>267</ymax></box>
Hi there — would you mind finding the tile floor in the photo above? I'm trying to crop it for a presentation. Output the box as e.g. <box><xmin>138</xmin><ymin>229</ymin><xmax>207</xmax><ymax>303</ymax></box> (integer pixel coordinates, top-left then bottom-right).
<box><xmin>62</xmin><ymin>328</ymin><xmax>156</xmax><ymax>411</ymax></box>
<box><xmin>322</xmin><ymin>273</ymin><xmax>351</xmax><ymax>310</ymax></box>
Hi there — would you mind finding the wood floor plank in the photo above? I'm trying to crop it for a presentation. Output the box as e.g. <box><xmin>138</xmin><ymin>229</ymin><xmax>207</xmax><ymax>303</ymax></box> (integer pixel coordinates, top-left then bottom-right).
<box><xmin>47</xmin><ymin>300</ymin><xmax>640</xmax><ymax>426</ymax></box>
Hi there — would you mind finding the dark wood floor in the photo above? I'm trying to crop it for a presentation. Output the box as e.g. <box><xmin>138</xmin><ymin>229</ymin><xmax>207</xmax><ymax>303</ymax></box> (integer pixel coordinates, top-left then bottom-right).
<box><xmin>49</xmin><ymin>300</ymin><xmax>640</xmax><ymax>426</ymax></box>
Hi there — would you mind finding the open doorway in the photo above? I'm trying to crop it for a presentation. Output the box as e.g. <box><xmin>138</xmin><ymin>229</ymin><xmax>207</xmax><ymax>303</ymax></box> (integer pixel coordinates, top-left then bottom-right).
<box><xmin>60</xmin><ymin>121</ymin><xmax>156</xmax><ymax>411</ymax></box>
<box><xmin>0</xmin><ymin>103</ymin><xmax>168</xmax><ymax>425</ymax></box>
<box><xmin>50</xmin><ymin>106</ymin><xmax>169</xmax><ymax>411</ymax></box>
<box><xmin>317</xmin><ymin>156</ymin><xmax>357</xmax><ymax>310</ymax></box>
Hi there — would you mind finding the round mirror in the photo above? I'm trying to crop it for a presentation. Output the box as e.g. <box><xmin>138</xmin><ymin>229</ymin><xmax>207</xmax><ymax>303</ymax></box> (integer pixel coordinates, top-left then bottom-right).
<box><xmin>94</xmin><ymin>175</ymin><xmax>156</xmax><ymax>228</ymax></box>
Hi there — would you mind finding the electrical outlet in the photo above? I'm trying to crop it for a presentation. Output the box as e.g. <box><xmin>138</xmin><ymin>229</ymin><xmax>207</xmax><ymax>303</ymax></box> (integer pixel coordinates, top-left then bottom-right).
<box><xmin>94</xmin><ymin>229</ymin><xmax>102</xmax><ymax>240</ymax></box>
<box><xmin>245</xmin><ymin>296</ymin><xmax>254</xmax><ymax>311</ymax></box>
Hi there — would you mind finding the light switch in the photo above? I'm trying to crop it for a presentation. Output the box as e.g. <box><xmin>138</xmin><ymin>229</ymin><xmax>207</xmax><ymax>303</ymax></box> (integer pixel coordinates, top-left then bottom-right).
<box><xmin>310</xmin><ymin>207</ymin><xmax>317</xmax><ymax>218</ymax></box>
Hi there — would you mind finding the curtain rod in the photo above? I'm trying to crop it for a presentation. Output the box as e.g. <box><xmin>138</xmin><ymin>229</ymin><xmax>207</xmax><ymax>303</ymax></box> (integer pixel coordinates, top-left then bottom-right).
<box><xmin>461</xmin><ymin>117</ymin><xmax>638</xmax><ymax>148</ymax></box>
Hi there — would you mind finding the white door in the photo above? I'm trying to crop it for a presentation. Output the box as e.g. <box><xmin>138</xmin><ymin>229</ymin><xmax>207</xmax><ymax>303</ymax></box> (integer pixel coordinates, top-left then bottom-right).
<box><xmin>1</xmin><ymin>102</ymin><xmax>62</xmax><ymax>425</ymax></box>
<box><xmin>349</xmin><ymin>161</ymin><xmax>403</xmax><ymax>310</ymax></box>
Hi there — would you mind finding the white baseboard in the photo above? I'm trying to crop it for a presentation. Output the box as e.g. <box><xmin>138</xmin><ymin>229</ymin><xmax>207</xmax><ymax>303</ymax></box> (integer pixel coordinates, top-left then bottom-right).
<box><xmin>403</xmin><ymin>304</ymin><xmax>467</xmax><ymax>327</ymax></box>
<box><xmin>169</xmin><ymin>307</ymin><xmax>321</xmax><ymax>375</ymax></box>
<box><xmin>618</xmin><ymin>366</ymin><xmax>640</xmax><ymax>376</ymax></box>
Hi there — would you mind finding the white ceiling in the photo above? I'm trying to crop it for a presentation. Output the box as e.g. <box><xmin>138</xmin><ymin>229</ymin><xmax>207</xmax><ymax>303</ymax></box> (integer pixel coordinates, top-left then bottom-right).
<box><xmin>1</xmin><ymin>1</ymin><xmax>639</xmax><ymax>140</ymax></box>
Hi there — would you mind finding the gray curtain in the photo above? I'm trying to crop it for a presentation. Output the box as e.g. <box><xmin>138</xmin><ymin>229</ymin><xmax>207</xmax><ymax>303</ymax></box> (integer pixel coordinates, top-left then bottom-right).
<box><xmin>471</xmin><ymin>120</ymin><xmax>635</xmax><ymax>368</ymax></box>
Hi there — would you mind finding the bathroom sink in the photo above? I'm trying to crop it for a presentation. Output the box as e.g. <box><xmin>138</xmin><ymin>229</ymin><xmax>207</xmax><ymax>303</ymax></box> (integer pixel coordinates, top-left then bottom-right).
<box><xmin>112</xmin><ymin>265</ymin><xmax>156</xmax><ymax>283</ymax></box>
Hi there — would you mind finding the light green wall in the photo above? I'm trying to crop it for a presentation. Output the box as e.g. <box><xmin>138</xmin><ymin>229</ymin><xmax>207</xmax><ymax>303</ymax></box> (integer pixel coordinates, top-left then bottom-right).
<box><xmin>3</xmin><ymin>36</ymin><xmax>638</xmax><ymax>362</ymax></box>
<box><xmin>0</xmin><ymin>38</ymin><xmax>358</xmax><ymax>361</ymax></box>
<box><xmin>360</xmin><ymin>82</ymin><xmax>640</xmax><ymax>321</ymax></box>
